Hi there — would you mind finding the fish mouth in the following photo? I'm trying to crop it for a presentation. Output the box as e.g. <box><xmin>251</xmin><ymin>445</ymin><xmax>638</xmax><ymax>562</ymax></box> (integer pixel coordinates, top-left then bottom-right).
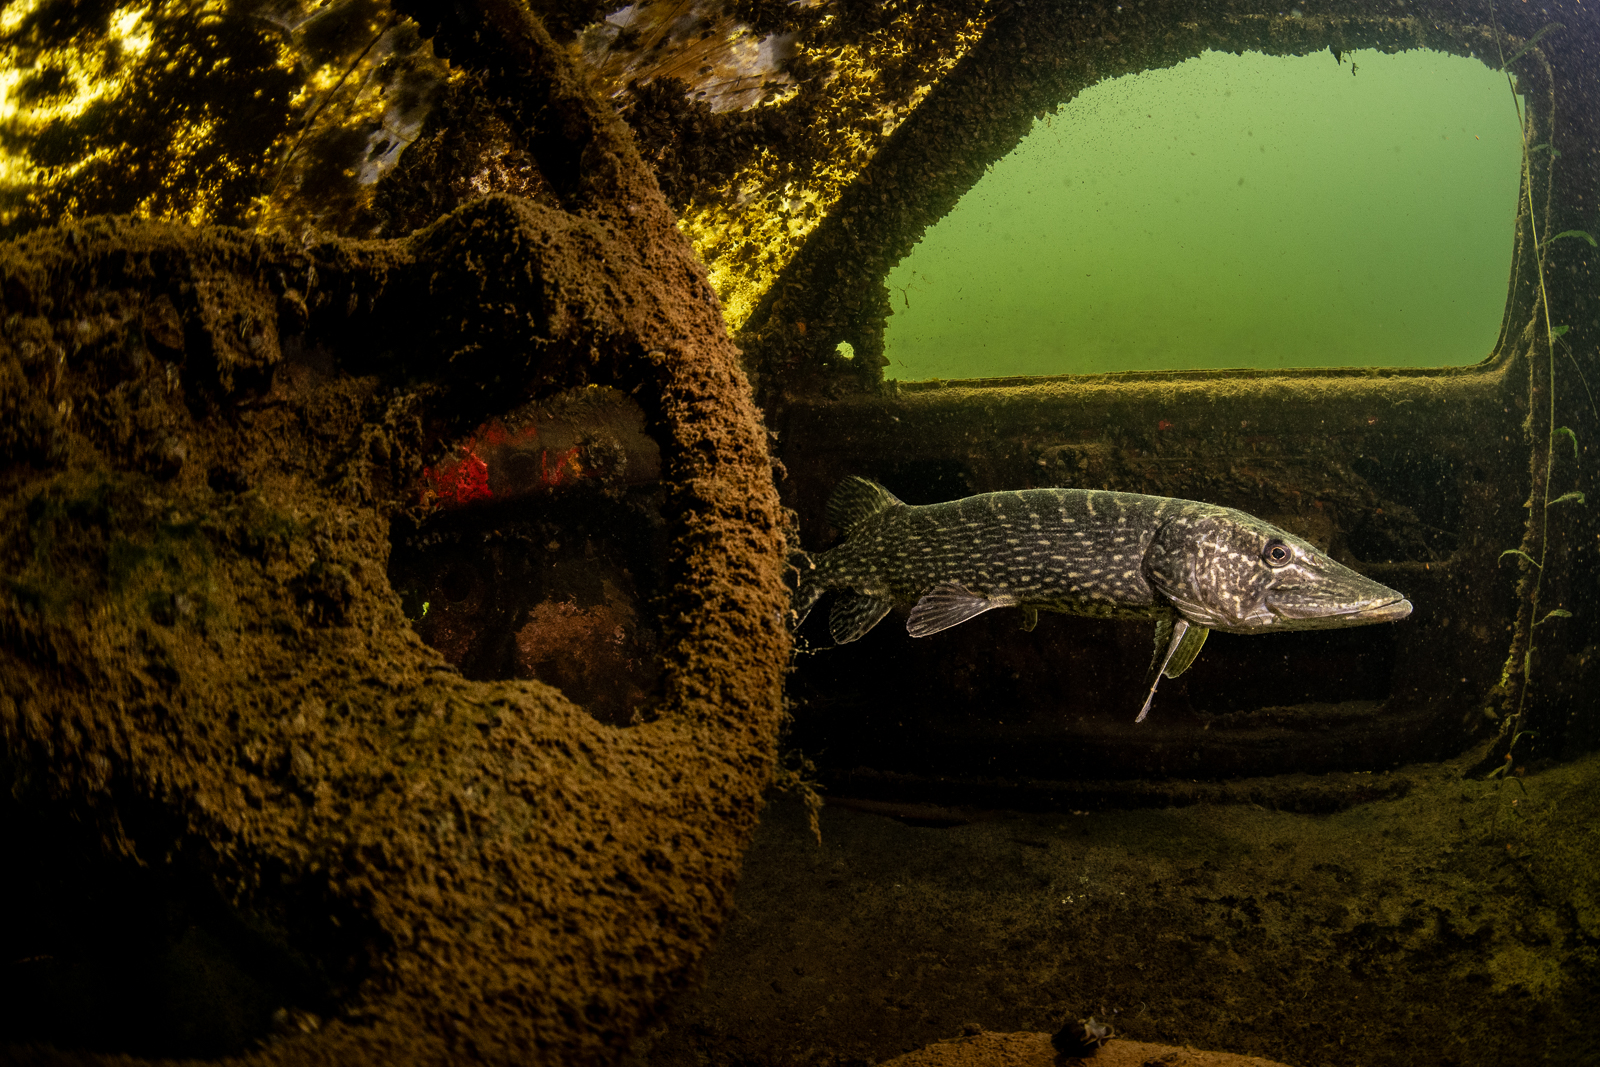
<box><xmin>1264</xmin><ymin>594</ymin><xmax>1413</xmax><ymax>629</ymax></box>
<box><xmin>1351</xmin><ymin>596</ymin><xmax>1413</xmax><ymax>623</ymax></box>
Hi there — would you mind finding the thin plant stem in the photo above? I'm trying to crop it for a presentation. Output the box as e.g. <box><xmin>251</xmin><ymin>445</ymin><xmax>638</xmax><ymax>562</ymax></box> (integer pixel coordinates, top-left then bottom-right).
<box><xmin>1490</xmin><ymin>9</ymin><xmax>1560</xmax><ymax>753</ymax></box>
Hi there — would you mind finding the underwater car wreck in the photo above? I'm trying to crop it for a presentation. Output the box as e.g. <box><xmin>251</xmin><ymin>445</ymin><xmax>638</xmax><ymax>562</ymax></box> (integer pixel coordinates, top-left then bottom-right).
<box><xmin>0</xmin><ymin>0</ymin><xmax>1596</xmax><ymax>1065</ymax></box>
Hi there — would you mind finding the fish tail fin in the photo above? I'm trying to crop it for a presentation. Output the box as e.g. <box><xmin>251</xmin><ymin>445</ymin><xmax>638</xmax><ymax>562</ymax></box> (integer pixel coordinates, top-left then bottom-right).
<box><xmin>827</xmin><ymin>476</ymin><xmax>905</xmax><ymax>537</ymax></box>
<box><xmin>793</xmin><ymin>582</ymin><xmax>825</xmax><ymax>632</ymax></box>
<box><xmin>793</xmin><ymin>476</ymin><xmax>903</xmax><ymax>639</ymax></box>
<box><xmin>790</xmin><ymin>550</ymin><xmax>825</xmax><ymax>631</ymax></box>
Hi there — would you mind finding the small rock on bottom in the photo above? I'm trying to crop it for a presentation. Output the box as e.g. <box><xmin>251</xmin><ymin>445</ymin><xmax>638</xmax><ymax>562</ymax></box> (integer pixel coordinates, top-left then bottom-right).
<box><xmin>880</xmin><ymin>1029</ymin><xmax>1295</xmax><ymax>1067</ymax></box>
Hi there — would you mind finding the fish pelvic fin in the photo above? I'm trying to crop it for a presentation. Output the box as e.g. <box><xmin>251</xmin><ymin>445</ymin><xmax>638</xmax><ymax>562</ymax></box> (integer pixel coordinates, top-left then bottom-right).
<box><xmin>907</xmin><ymin>582</ymin><xmax>1019</xmax><ymax>638</ymax></box>
<box><xmin>827</xmin><ymin>476</ymin><xmax>906</xmax><ymax>537</ymax></box>
<box><xmin>830</xmin><ymin>593</ymin><xmax>895</xmax><ymax>643</ymax></box>
<box><xmin>1136</xmin><ymin>617</ymin><xmax>1209</xmax><ymax>723</ymax></box>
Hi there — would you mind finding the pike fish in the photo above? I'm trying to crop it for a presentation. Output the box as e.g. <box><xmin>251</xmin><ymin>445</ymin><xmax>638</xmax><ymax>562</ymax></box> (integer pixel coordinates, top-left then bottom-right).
<box><xmin>793</xmin><ymin>477</ymin><xmax>1412</xmax><ymax>721</ymax></box>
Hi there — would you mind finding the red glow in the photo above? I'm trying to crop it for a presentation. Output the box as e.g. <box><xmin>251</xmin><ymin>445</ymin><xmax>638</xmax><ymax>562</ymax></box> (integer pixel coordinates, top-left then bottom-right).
<box><xmin>541</xmin><ymin>446</ymin><xmax>583</xmax><ymax>487</ymax></box>
<box><xmin>422</xmin><ymin>443</ymin><xmax>492</xmax><ymax>507</ymax></box>
<box><xmin>418</xmin><ymin>416</ymin><xmax>587</xmax><ymax>510</ymax></box>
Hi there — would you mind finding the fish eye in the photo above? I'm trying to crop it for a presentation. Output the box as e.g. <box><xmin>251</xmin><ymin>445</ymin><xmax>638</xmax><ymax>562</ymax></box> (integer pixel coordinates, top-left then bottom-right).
<box><xmin>1262</xmin><ymin>540</ymin><xmax>1293</xmax><ymax>567</ymax></box>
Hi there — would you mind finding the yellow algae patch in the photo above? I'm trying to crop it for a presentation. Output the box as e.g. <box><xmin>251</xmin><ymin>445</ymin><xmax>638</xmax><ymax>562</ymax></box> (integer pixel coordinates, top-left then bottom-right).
<box><xmin>0</xmin><ymin>2</ymin><xmax>160</xmax><ymax>194</ymax></box>
<box><xmin>0</xmin><ymin>1</ymin><xmax>440</xmax><ymax>237</ymax></box>
<box><xmin>0</xmin><ymin>0</ymin><xmax>299</xmax><ymax>231</ymax></box>
<box><xmin>684</xmin><ymin>9</ymin><xmax>990</xmax><ymax>330</ymax></box>
<box><xmin>574</xmin><ymin>1</ymin><xmax>994</xmax><ymax>331</ymax></box>
<box><xmin>250</xmin><ymin>10</ymin><xmax>445</xmax><ymax>236</ymax></box>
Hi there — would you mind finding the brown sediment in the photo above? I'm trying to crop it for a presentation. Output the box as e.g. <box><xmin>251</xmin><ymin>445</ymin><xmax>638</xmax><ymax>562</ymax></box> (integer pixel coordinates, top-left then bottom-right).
<box><xmin>643</xmin><ymin>749</ymin><xmax>1600</xmax><ymax>1067</ymax></box>
<box><xmin>513</xmin><ymin>591</ymin><xmax>659</xmax><ymax>721</ymax></box>
<box><xmin>878</xmin><ymin>1030</ymin><xmax>1293</xmax><ymax>1067</ymax></box>
<box><xmin>0</xmin><ymin>5</ymin><xmax>788</xmax><ymax>1066</ymax></box>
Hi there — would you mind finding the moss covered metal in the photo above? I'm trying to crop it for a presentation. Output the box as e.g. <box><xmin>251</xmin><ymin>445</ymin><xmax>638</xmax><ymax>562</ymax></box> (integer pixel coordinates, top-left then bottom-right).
<box><xmin>0</xmin><ymin>4</ymin><xmax>790</xmax><ymax>1064</ymax></box>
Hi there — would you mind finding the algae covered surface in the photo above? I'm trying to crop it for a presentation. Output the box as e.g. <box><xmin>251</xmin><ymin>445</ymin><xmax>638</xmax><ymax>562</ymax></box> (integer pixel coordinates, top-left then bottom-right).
<box><xmin>644</xmin><ymin>749</ymin><xmax>1600</xmax><ymax>1067</ymax></box>
<box><xmin>0</xmin><ymin>5</ymin><xmax>794</xmax><ymax>1057</ymax></box>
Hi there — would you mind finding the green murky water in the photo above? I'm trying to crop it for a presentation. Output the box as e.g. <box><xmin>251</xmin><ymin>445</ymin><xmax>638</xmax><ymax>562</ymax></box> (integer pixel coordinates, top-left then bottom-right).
<box><xmin>883</xmin><ymin>48</ymin><xmax>1523</xmax><ymax>380</ymax></box>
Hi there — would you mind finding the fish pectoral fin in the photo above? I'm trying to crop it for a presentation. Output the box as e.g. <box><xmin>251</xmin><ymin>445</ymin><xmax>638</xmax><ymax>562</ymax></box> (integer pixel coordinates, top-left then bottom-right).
<box><xmin>1163</xmin><ymin>622</ymin><xmax>1209</xmax><ymax>678</ymax></box>
<box><xmin>907</xmin><ymin>582</ymin><xmax>1014</xmax><ymax>638</ymax></box>
<box><xmin>829</xmin><ymin>593</ymin><xmax>895</xmax><ymax>644</ymax></box>
<box><xmin>1137</xmin><ymin>617</ymin><xmax>1195</xmax><ymax>723</ymax></box>
<box><xmin>1020</xmin><ymin>606</ymin><xmax>1039</xmax><ymax>633</ymax></box>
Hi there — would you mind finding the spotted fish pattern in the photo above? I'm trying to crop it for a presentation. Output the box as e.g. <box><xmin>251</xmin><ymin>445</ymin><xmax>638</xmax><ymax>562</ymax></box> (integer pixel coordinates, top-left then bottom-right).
<box><xmin>793</xmin><ymin>476</ymin><xmax>1413</xmax><ymax>721</ymax></box>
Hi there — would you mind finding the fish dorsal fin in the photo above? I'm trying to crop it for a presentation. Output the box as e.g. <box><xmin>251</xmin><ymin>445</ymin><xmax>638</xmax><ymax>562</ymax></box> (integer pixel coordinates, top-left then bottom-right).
<box><xmin>827</xmin><ymin>476</ymin><xmax>905</xmax><ymax>537</ymax></box>
<box><xmin>907</xmin><ymin>582</ymin><xmax>1018</xmax><ymax>638</ymax></box>
<box><xmin>830</xmin><ymin>593</ymin><xmax>895</xmax><ymax>644</ymax></box>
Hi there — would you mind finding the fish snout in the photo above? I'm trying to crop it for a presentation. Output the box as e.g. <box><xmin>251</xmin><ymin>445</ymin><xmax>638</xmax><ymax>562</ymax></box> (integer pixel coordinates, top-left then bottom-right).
<box><xmin>1361</xmin><ymin>596</ymin><xmax>1413</xmax><ymax>623</ymax></box>
<box><xmin>1264</xmin><ymin>590</ymin><xmax>1413</xmax><ymax>629</ymax></box>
